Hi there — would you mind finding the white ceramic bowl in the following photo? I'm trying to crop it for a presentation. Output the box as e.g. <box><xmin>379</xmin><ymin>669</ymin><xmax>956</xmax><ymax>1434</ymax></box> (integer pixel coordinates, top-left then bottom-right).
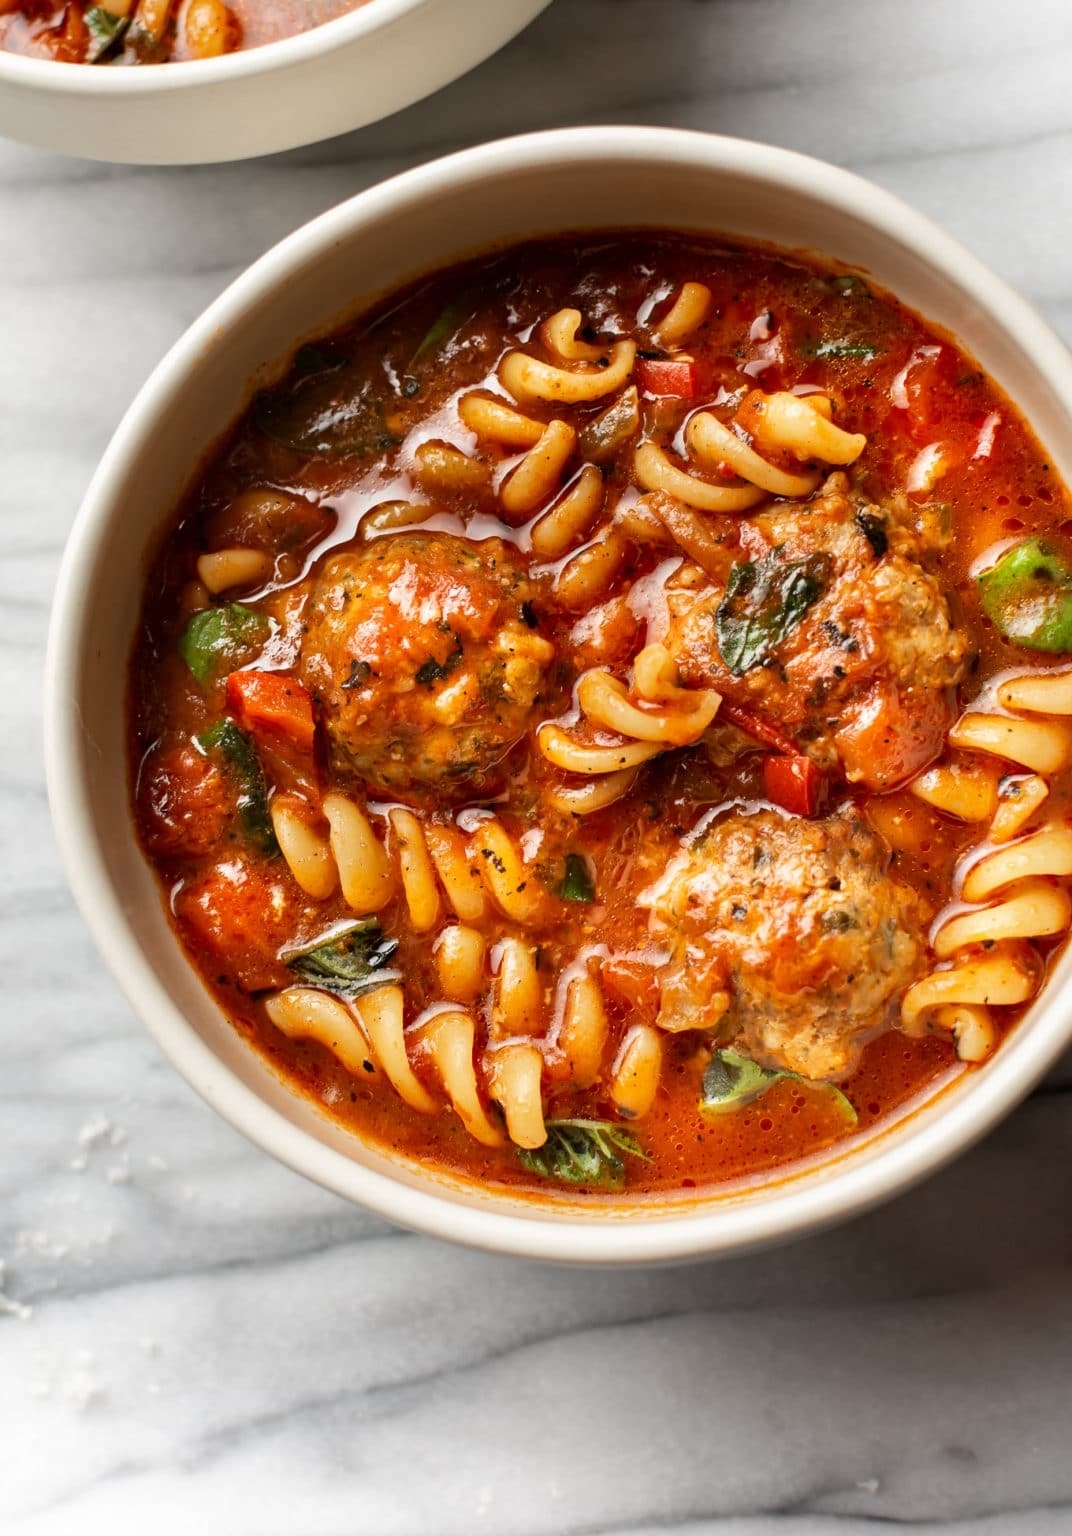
<box><xmin>45</xmin><ymin>126</ymin><xmax>1072</xmax><ymax>1262</ymax></box>
<box><xmin>0</xmin><ymin>0</ymin><xmax>550</xmax><ymax>164</ymax></box>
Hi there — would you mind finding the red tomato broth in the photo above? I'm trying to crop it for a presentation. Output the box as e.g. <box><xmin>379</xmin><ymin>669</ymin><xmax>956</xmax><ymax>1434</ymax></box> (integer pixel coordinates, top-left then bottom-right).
<box><xmin>127</xmin><ymin>232</ymin><xmax>1072</xmax><ymax>1203</ymax></box>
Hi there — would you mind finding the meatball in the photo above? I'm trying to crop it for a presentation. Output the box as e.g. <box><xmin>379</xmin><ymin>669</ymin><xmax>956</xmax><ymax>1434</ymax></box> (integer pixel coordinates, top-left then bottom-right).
<box><xmin>299</xmin><ymin>533</ymin><xmax>555</xmax><ymax>799</ymax></box>
<box><xmin>662</xmin><ymin>474</ymin><xmax>969</xmax><ymax>789</ymax></box>
<box><xmin>647</xmin><ymin>807</ymin><xmax>924</xmax><ymax>1080</ymax></box>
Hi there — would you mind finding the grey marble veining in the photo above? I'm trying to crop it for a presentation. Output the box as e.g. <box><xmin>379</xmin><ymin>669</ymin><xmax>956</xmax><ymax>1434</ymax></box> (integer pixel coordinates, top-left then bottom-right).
<box><xmin>4</xmin><ymin>0</ymin><xmax>1072</xmax><ymax>1529</ymax></box>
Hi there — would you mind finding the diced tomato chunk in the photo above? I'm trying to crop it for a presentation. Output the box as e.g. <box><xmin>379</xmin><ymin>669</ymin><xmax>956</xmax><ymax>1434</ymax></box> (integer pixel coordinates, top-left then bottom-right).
<box><xmin>599</xmin><ymin>956</ymin><xmax>660</xmax><ymax>1019</ymax></box>
<box><xmin>174</xmin><ymin>858</ymin><xmax>296</xmax><ymax>993</ymax></box>
<box><xmin>226</xmin><ymin>670</ymin><xmax>316</xmax><ymax>752</ymax></box>
<box><xmin>835</xmin><ymin>685</ymin><xmax>951</xmax><ymax>792</ymax></box>
<box><xmin>138</xmin><ymin>744</ymin><xmax>231</xmax><ymax>858</ymax></box>
<box><xmin>763</xmin><ymin>753</ymin><xmax>825</xmax><ymax>817</ymax></box>
<box><xmin>635</xmin><ymin>356</ymin><xmax>704</xmax><ymax>399</ymax></box>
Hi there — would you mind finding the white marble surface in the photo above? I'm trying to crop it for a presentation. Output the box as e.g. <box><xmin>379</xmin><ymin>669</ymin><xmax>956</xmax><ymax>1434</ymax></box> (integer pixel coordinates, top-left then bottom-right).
<box><xmin>4</xmin><ymin>1</ymin><xmax>1072</xmax><ymax>1529</ymax></box>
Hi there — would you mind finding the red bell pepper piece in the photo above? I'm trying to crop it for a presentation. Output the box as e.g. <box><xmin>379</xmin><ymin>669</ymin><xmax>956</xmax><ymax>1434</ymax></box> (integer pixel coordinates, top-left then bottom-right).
<box><xmin>719</xmin><ymin>699</ymin><xmax>798</xmax><ymax>757</ymax></box>
<box><xmin>226</xmin><ymin>670</ymin><xmax>316</xmax><ymax>753</ymax></box>
<box><xmin>763</xmin><ymin>753</ymin><xmax>824</xmax><ymax>817</ymax></box>
<box><xmin>635</xmin><ymin>356</ymin><xmax>704</xmax><ymax>399</ymax></box>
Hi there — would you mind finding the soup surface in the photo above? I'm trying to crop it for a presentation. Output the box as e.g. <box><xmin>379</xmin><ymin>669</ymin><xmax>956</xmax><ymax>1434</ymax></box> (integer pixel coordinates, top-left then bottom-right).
<box><xmin>0</xmin><ymin>0</ymin><xmax>365</xmax><ymax>64</ymax></box>
<box><xmin>128</xmin><ymin>232</ymin><xmax>1072</xmax><ymax>1202</ymax></box>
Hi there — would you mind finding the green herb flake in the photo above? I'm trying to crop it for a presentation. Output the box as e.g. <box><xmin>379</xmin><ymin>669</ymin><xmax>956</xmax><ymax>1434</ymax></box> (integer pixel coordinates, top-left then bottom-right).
<box><xmin>976</xmin><ymin>535</ymin><xmax>1072</xmax><ymax>652</ymax></box>
<box><xmin>578</xmin><ymin>386</ymin><xmax>641</xmax><ymax>463</ymax></box>
<box><xmin>518</xmin><ymin>1119</ymin><xmax>649</xmax><ymax>1190</ymax></box>
<box><xmin>715</xmin><ymin>551</ymin><xmax>831</xmax><ymax>675</ymax></box>
<box><xmin>409</xmin><ymin>298</ymin><xmax>475</xmax><ymax>370</ymax></box>
<box><xmin>197</xmin><ymin>719</ymin><xmax>277</xmax><ymax>855</ymax></box>
<box><xmin>701</xmin><ymin>1048</ymin><xmax>857</xmax><ymax>1125</ymax></box>
<box><xmin>85</xmin><ymin>4</ymin><xmax>129</xmax><ymax>61</ymax></box>
<box><xmin>415</xmin><ymin>633</ymin><xmax>463</xmax><ymax>687</ymax></box>
<box><xmin>556</xmin><ymin>853</ymin><xmax>596</xmax><ymax>904</ymax></box>
<box><xmin>803</xmin><ymin>340</ymin><xmax>878</xmax><ymax>360</ymax></box>
<box><xmin>178</xmin><ymin>604</ymin><xmax>269</xmax><ymax>686</ymax></box>
<box><xmin>283</xmin><ymin>919</ymin><xmax>401</xmax><ymax>999</ymax></box>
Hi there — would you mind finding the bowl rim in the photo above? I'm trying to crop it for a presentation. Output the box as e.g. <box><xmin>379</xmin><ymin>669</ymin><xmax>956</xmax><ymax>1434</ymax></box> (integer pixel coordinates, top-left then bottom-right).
<box><xmin>0</xmin><ymin>0</ymin><xmax>429</xmax><ymax>91</ymax></box>
<box><xmin>45</xmin><ymin>124</ymin><xmax>1072</xmax><ymax>1264</ymax></box>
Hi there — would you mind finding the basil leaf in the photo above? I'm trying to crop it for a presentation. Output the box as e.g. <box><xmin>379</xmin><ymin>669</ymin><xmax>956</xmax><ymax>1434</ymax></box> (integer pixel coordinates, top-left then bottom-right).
<box><xmin>283</xmin><ymin>920</ymin><xmax>401</xmax><ymax>999</ymax></box>
<box><xmin>179</xmin><ymin>604</ymin><xmax>270</xmax><ymax>685</ymax></box>
<box><xmin>715</xmin><ymin>551</ymin><xmax>831</xmax><ymax>676</ymax></box>
<box><xmin>702</xmin><ymin>1048</ymin><xmax>857</xmax><ymax>1125</ymax></box>
<box><xmin>557</xmin><ymin>853</ymin><xmax>595</xmax><ymax>904</ymax></box>
<box><xmin>518</xmin><ymin>1119</ymin><xmax>649</xmax><ymax>1190</ymax></box>
<box><xmin>85</xmin><ymin>4</ymin><xmax>129</xmax><ymax>61</ymax></box>
<box><xmin>198</xmin><ymin>720</ymin><xmax>277</xmax><ymax>855</ymax></box>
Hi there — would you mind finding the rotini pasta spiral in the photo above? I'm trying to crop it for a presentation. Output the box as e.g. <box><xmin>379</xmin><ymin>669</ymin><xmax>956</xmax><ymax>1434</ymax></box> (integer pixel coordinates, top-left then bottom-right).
<box><xmin>903</xmin><ymin>668</ymin><xmax>1072</xmax><ymax>1060</ymax></box>
<box><xmin>537</xmin><ymin>642</ymin><xmax>721</xmax><ymax>806</ymax></box>
<box><xmin>633</xmin><ymin>390</ymin><xmax>866</xmax><ymax>518</ymax></box>
<box><xmin>267</xmin><ymin>943</ymin><xmax>664</xmax><ymax>1154</ymax></box>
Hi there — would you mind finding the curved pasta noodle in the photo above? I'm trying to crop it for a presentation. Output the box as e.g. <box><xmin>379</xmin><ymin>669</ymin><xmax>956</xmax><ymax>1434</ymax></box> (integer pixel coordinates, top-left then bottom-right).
<box><xmin>933</xmin><ymin>879</ymin><xmax>1071</xmax><ymax>958</ymax></box>
<box><xmin>949</xmin><ymin>713</ymin><xmax>1072</xmax><ymax>776</ymax></box>
<box><xmin>901</xmin><ymin>947</ymin><xmax>1037</xmax><ymax>1035</ymax></box>
<box><xmin>265</xmin><ymin>988</ymin><xmax>373</xmax><ymax>1078</ymax></box>
<box><xmin>997</xmin><ymin>670</ymin><xmax>1072</xmax><ymax>717</ymax></box>
<box><xmin>271</xmin><ymin>796</ymin><xmax>337</xmax><ymax>899</ymax></box>
<box><xmin>557</xmin><ymin>972</ymin><xmax>608</xmax><ymax>1089</ymax></box>
<box><xmin>434</xmin><ymin>924</ymin><xmax>487</xmax><ymax>1004</ymax></box>
<box><xmin>356</xmin><ymin>985</ymin><xmax>437</xmax><ymax>1113</ymax></box>
<box><xmin>423</xmin><ymin>824</ymin><xmax>488</xmax><ymax>923</ymax></box>
<box><xmin>930</xmin><ymin>1004</ymin><xmax>996</xmax><ymax>1064</ymax></box>
<box><xmin>576</xmin><ymin>666</ymin><xmax>719</xmax><ymax>748</ymax></box>
<box><xmin>636</xmin><ymin>391</ymin><xmax>867</xmax><ymax>517</ymax></box>
<box><xmin>989</xmin><ymin>774</ymin><xmax>1050</xmax><ymax>843</ymax></box>
<box><xmin>744</xmin><ymin>391</ymin><xmax>867</xmax><ymax>465</ymax></box>
<box><xmin>610</xmin><ymin>1024</ymin><xmax>663</xmax><ymax>1118</ymax></box>
<box><xmin>196</xmin><ymin>546</ymin><xmax>272</xmax><ymax>594</ymax></box>
<box><xmin>531</xmin><ymin>465</ymin><xmax>606</xmax><ymax>559</ymax></box>
<box><xmin>322</xmin><ymin>793</ymin><xmax>396</xmax><ymax>914</ymax></box>
<box><xmin>904</xmin><ymin>673</ymin><xmax>1072</xmax><ymax>1055</ymax></box>
<box><xmin>491</xmin><ymin>936</ymin><xmax>544</xmax><ymax>1036</ymax></box>
<box><xmin>470</xmin><ymin>819</ymin><xmax>548</xmax><ymax>925</ymax></box>
<box><xmin>961</xmin><ymin>823</ymin><xmax>1072</xmax><ymax>903</ymax></box>
<box><xmin>486</xmin><ymin>1041</ymin><xmax>548</xmax><ymax>1149</ymax></box>
<box><xmin>634</xmin><ymin>441</ymin><xmax>766</xmax><ymax>514</ymax></box>
<box><xmin>536</xmin><ymin>723</ymin><xmax>663</xmax><ymax>775</ymax></box>
<box><xmin>540</xmin><ymin>308</ymin><xmax>606</xmax><ymax>363</ymax></box>
<box><xmin>389</xmin><ymin>808</ymin><xmax>442</xmax><ymax>933</ymax></box>
<box><xmin>457</xmin><ymin>393</ymin><xmax>545</xmax><ymax>448</ymax></box>
<box><xmin>686</xmin><ymin>410</ymin><xmax>820</xmax><ymax>499</ymax></box>
<box><xmin>553</xmin><ymin>529</ymin><xmax>630</xmax><ymax>611</ymax></box>
<box><xmin>412</xmin><ymin>439</ymin><xmax>490</xmax><ymax>496</ymax></box>
<box><xmin>652</xmin><ymin>282</ymin><xmax>712</xmax><ymax>346</ymax></box>
<box><xmin>500</xmin><ymin>419</ymin><xmax>576</xmax><ymax>518</ymax></box>
<box><xmin>545</xmin><ymin>767</ymin><xmax>639</xmax><ymax>816</ymax></box>
<box><xmin>540</xmin><ymin>644</ymin><xmax>720</xmax><ymax>789</ymax></box>
<box><xmin>500</xmin><ymin>340</ymin><xmax>637</xmax><ymax>405</ymax></box>
<box><xmin>417</xmin><ymin>1009</ymin><xmax>503</xmax><ymax>1147</ymax></box>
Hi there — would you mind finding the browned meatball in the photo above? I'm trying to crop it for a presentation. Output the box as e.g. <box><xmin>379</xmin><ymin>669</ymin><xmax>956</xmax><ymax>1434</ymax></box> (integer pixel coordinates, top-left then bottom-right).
<box><xmin>662</xmin><ymin>473</ymin><xmax>969</xmax><ymax>789</ymax></box>
<box><xmin>647</xmin><ymin>807</ymin><xmax>924</xmax><ymax>1080</ymax></box>
<box><xmin>299</xmin><ymin>532</ymin><xmax>556</xmax><ymax>799</ymax></box>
